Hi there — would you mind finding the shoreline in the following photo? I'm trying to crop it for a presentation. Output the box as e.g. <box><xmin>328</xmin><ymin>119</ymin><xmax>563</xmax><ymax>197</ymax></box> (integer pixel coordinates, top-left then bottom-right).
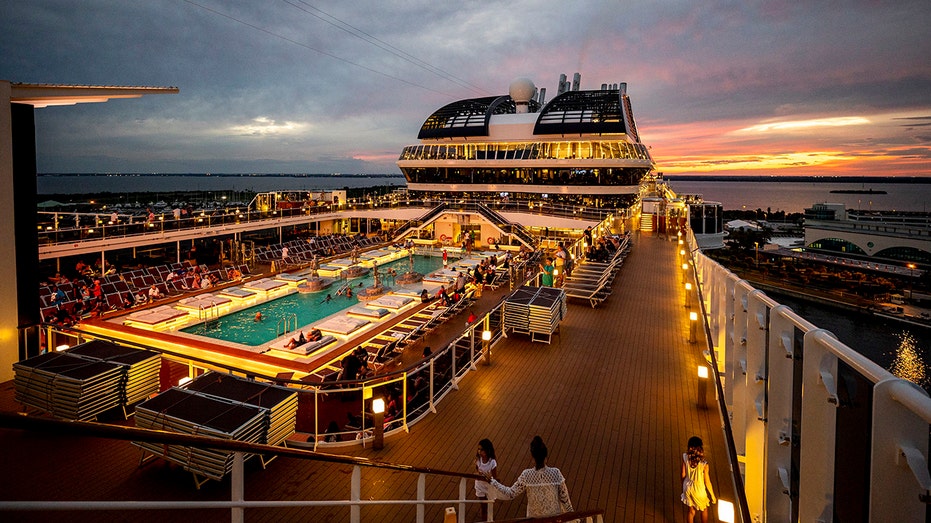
<box><xmin>740</xmin><ymin>277</ymin><xmax>931</xmax><ymax>329</ymax></box>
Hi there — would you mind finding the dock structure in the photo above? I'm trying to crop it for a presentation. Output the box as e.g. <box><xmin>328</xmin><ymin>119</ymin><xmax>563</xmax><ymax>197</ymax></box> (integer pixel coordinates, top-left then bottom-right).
<box><xmin>0</xmin><ymin>232</ymin><xmax>731</xmax><ymax>521</ymax></box>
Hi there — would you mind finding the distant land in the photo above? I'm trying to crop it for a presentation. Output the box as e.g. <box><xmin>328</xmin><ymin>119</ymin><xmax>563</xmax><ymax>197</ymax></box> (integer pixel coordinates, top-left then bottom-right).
<box><xmin>36</xmin><ymin>173</ymin><xmax>403</xmax><ymax>178</ymax></box>
<box><xmin>663</xmin><ymin>174</ymin><xmax>931</xmax><ymax>183</ymax></box>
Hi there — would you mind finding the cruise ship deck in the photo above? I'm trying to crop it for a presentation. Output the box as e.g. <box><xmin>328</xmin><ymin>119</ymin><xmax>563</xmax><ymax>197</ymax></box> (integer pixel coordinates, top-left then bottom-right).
<box><xmin>0</xmin><ymin>231</ymin><xmax>733</xmax><ymax>522</ymax></box>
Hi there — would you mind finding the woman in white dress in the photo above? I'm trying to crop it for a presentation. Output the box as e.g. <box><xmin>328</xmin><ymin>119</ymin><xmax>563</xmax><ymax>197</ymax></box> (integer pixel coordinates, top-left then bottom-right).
<box><xmin>681</xmin><ymin>436</ymin><xmax>716</xmax><ymax>523</ymax></box>
<box><xmin>474</xmin><ymin>439</ymin><xmax>498</xmax><ymax>522</ymax></box>
<box><xmin>487</xmin><ymin>436</ymin><xmax>573</xmax><ymax>518</ymax></box>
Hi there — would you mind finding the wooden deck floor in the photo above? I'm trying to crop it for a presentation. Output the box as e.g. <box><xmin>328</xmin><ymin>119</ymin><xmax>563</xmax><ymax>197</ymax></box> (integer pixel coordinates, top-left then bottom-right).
<box><xmin>0</xmin><ymin>231</ymin><xmax>732</xmax><ymax>522</ymax></box>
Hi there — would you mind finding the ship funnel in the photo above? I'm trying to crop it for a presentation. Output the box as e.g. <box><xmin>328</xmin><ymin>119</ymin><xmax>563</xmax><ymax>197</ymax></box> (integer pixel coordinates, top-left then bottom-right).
<box><xmin>558</xmin><ymin>74</ymin><xmax>568</xmax><ymax>94</ymax></box>
<box><xmin>619</xmin><ymin>82</ymin><xmax>627</xmax><ymax>95</ymax></box>
<box><xmin>572</xmin><ymin>72</ymin><xmax>581</xmax><ymax>91</ymax></box>
<box><xmin>601</xmin><ymin>83</ymin><xmax>608</xmax><ymax>90</ymax></box>
<box><xmin>538</xmin><ymin>87</ymin><xmax>546</xmax><ymax>105</ymax></box>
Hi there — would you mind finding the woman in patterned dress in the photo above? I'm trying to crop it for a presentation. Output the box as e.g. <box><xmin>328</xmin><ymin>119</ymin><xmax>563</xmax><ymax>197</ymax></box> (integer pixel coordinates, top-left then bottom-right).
<box><xmin>487</xmin><ymin>436</ymin><xmax>572</xmax><ymax>518</ymax></box>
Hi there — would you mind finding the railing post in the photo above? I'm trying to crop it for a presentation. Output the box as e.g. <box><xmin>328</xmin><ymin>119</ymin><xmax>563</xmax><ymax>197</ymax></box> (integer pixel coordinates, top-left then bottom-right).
<box><xmin>429</xmin><ymin>358</ymin><xmax>437</xmax><ymax>413</ymax></box>
<box><xmin>351</xmin><ymin>465</ymin><xmax>361</xmax><ymax>523</ymax></box>
<box><xmin>458</xmin><ymin>477</ymin><xmax>467</xmax><ymax>523</ymax></box>
<box><xmin>231</xmin><ymin>451</ymin><xmax>244</xmax><ymax>523</ymax></box>
<box><xmin>416</xmin><ymin>473</ymin><xmax>426</xmax><ymax>523</ymax></box>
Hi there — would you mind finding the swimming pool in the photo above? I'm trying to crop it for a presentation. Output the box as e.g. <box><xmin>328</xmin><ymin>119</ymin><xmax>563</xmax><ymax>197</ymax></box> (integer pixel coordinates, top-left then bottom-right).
<box><xmin>181</xmin><ymin>256</ymin><xmax>445</xmax><ymax>346</ymax></box>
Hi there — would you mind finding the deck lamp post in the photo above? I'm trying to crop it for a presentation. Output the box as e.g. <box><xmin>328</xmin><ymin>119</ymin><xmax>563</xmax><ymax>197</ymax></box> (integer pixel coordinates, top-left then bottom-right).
<box><xmin>372</xmin><ymin>397</ymin><xmax>385</xmax><ymax>450</ymax></box>
<box><xmin>682</xmin><ymin>262</ymin><xmax>689</xmax><ymax>283</ymax></box>
<box><xmin>697</xmin><ymin>365</ymin><xmax>709</xmax><ymax>409</ymax></box>
<box><xmin>482</xmin><ymin>329</ymin><xmax>492</xmax><ymax>365</ymax></box>
<box><xmin>718</xmin><ymin>499</ymin><xmax>735</xmax><ymax>522</ymax></box>
<box><xmin>689</xmin><ymin>311</ymin><xmax>698</xmax><ymax>343</ymax></box>
<box><xmin>684</xmin><ymin>282</ymin><xmax>692</xmax><ymax>308</ymax></box>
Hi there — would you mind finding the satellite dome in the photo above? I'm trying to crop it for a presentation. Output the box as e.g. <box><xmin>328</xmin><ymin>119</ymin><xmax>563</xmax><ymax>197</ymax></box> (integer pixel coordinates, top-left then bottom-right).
<box><xmin>509</xmin><ymin>78</ymin><xmax>536</xmax><ymax>103</ymax></box>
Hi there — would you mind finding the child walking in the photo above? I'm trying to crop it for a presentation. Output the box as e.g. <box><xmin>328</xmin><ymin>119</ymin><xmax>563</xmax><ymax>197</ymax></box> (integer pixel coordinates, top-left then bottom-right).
<box><xmin>681</xmin><ymin>436</ymin><xmax>716</xmax><ymax>523</ymax></box>
<box><xmin>474</xmin><ymin>439</ymin><xmax>498</xmax><ymax>522</ymax></box>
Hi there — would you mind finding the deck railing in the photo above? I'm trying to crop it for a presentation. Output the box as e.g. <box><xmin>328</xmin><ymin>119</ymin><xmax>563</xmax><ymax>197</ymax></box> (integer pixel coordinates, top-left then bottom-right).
<box><xmin>0</xmin><ymin>411</ymin><xmax>490</xmax><ymax>522</ymax></box>
<box><xmin>686</xmin><ymin>230</ymin><xmax>931</xmax><ymax>522</ymax></box>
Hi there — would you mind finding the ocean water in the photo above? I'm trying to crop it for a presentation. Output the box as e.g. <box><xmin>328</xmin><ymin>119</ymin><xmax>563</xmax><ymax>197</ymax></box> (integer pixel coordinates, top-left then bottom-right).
<box><xmin>667</xmin><ymin>180</ymin><xmax>931</xmax><ymax>214</ymax></box>
<box><xmin>767</xmin><ymin>291</ymin><xmax>931</xmax><ymax>392</ymax></box>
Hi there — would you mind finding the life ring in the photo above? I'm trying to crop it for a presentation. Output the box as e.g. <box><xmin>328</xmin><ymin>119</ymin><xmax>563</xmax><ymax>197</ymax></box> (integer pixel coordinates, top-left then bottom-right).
<box><xmin>440</xmin><ymin>234</ymin><xmax>447</xmax><ymax>241</ymax></box>
<box><xmin>487</xmin><ymin>237</ymin><xmax>495</xmax><ymax>244</ymax></box>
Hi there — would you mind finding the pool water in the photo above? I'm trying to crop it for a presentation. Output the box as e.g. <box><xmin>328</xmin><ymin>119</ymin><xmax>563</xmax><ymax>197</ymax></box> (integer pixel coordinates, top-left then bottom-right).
<box><xmin>182</xmin><ymin>256</ymin><xmax>445</xmax><ymax>346</ymax></box>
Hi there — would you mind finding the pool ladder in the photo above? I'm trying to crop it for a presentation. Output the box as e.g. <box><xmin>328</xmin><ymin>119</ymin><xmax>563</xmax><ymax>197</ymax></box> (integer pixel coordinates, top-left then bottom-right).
<box><xmin>277</xmin><ymin>313</ymin><xmax>298</xmax><ymax>337</ymax></box>
<box><xmin>199</xmin><ymin>302</ymin><xmax>219</xmax><ymax>330</ymax></box>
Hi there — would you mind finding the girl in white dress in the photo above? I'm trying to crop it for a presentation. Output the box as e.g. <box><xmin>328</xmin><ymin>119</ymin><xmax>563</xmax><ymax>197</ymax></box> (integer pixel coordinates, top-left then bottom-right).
<box><xmin>681</xmin><ymin>436</ymin><xmax>716</xmax><ymax>523</ymax></box>
<box><xmin>474</xmin><ymin>439</ymin><xmax>498</xmax><ymax>522</ymax></box>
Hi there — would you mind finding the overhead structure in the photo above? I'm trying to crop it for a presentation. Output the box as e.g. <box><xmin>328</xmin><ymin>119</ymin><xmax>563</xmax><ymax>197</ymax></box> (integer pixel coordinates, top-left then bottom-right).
<box><xmin>0</xmin><ymin>81</ymin><xmax>178</xmax><ymax>382</ymax></box>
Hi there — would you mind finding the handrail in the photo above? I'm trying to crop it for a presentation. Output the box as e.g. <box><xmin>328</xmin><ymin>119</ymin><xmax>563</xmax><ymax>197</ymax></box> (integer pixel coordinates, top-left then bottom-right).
<box><xmin>0</xmin><ymin>411</ymin><xmax>483</xmax><ymax>480</ymax></box>
<box><xmin>493</xmin><ymin>509</ymin><xmax>605</xmax><ymax>523</ymax></box>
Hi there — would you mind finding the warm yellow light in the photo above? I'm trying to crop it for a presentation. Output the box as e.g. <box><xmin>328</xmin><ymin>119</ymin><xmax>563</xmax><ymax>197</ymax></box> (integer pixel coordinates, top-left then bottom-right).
<box><xmin>678</xmin><ymin>239</ymin><xmax>684</xmax><ymax>245</ymax></box>
<box><xmin>685</xmin><ymin>282</ymin><xmax>692</xmax><ymax>291</ymax></box>
<box><xmin>55</xmin><ymin>344</ymin><xmax>70</xmax><ymax>352</ymax></box>
<box><xmin>677</xmin><ymin>231</ymin><xmax>682</xmax><ymax>237</ymax></box>
<box><xmin>717</xmin><ymin>500</ymin><xmax>735</xmax><ymax>522</ymax></box>
<box><xmin>690</xmin><ymin>311</ymin><xmax>698</xmax><ymax>321</ymax></box>
<box><xmin>178</xmin><ymin>376</ymin><xmax>192</xmax><ymax>386</ymax></box>
<box><xmin>482</xmin><ymin>330</ymin><xmax>492</xmax><ymax>341</ymax></box>
<box><xmin>698</xmin><ymin>365</ymin><xmax>709</xmax><ymax>379</ymax></box>
<box><xmin>680</xmin><ymin>249</ymin><xmax>686</xmax><ymax>256</ymax></box>
<box><xmin>682</xmin><ymin>263</ymin><xmax>689</xmax><ymax>271</ymax></box>
<box><xmin>372</xmin><ymin>397</ymin><xmax>385</xmax><ymax>414</ymax></box>
<box><xmin>553</xmin><ymin>268</ymin><xmax>559</xmax><ymax>276</ymax></box>
<box><xmin>87</xmin><ymin>229</ymin><xmax>94</xmax><ymax>234</ymax></box>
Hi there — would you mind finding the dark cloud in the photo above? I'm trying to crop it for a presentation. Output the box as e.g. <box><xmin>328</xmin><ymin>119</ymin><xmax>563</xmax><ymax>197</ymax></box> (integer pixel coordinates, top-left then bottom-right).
<box><xmin>2</xmin><ymin>0</ymin><xmax>930</xmax><ymax>174</ymax></box>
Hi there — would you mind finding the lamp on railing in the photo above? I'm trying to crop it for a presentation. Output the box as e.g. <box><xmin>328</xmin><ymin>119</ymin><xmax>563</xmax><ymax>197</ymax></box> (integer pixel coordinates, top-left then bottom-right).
<box><xmin>372</xmin><ymin>397</ymin><xmax>385</xmax><ymax>450</ymax></box>
<box><xmin>482</xmin><ymin>329</ymin><xmax>492</xmax><ymax>365</ymax></box>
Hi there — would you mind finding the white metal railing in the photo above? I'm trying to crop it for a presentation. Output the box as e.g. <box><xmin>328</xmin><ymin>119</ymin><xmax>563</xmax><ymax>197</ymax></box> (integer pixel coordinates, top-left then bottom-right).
<box><xmin>687</xmin><ymin>230</ymin><xmax>931</xmax><ymax>522</ymax></box>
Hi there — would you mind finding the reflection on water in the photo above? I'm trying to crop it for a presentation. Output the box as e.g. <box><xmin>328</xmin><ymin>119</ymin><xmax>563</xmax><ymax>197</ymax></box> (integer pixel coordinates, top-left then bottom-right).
<box><xmin>890</xmin><ymin>332</ymin><xmax>928</xmax><ymax>388</ymax></box>
<box><xmin>765</xmin><ymin>291</ymin><xmax>931</xmax><ymax>393</ymax></box>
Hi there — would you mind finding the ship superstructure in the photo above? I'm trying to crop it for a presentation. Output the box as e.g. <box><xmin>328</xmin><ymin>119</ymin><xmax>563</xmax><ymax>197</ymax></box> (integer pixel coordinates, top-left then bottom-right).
<box><xmin>397</xmin><ymin>73</ymin><xmax>654</xmax><ymax>209</ymax></box>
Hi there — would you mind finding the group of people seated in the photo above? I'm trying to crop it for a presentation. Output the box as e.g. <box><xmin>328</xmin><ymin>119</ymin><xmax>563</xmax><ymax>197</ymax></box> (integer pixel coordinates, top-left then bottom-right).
<box><xmin>283</xmin><ymin>327</ymin><xmax>323</xmax><ymax>350</ymax></box>
<box><xmin>585</xmin><ymin>234</ymin><xmax>625</xmax><ymax>262</ymax></box>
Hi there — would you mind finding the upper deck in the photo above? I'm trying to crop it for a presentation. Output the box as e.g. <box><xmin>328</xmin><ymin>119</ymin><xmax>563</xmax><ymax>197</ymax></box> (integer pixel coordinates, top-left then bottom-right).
<box><xmin>0</xmin><ymin>231</ymin><xmax>733</xmax><ymax>521</ymax></box>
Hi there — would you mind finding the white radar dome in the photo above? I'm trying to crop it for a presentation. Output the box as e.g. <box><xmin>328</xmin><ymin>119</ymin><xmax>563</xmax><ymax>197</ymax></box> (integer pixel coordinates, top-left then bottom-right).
<box><xmin>509</xmin><ymin>78</ymin><xmax>536</xmax><ymax>102</ymax></box>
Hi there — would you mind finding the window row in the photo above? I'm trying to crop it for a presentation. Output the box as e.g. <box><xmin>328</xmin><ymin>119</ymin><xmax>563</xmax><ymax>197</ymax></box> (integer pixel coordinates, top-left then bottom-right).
<box><xmin>401</xmin><ymin>166</ymin><xmax>648</xmax><ymax>187</ymax></box>
<box><xmin>399</xmin><ymin>141</ymin><xmax>651</xmax><ymax>162</ymax></box>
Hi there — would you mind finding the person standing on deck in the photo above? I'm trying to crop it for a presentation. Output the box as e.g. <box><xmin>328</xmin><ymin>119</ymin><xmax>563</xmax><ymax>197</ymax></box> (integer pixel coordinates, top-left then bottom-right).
<box><xmin>681</xmin><ymin>436</ymin><xmax>716</xmax><ymax>523</ymax></box>
<box><xmin>540</xmin><ymin>258</ymin><xmax>555</xmax><ymax>287</ymax></box>
<box><xmin>487</xmin><ymin>435</ymin><xmax>572</xmax><ymax>518</ymax></box>
<box><xmin>474</xmin><ymin>438</ymin><xmax>498</xmax><ymax>522</ymax></box>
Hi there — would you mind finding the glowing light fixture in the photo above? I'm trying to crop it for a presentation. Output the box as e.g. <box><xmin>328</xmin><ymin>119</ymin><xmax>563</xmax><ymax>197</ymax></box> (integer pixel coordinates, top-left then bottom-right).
<box><xmin>178</xmin><ymin>376</ymin><xmax>192</xmax><ymax>386</ymax></box>
<box><xmin>689</xmin><ymin>311</ymin><xmax>699</xmax><ymax>343</ymax></box>
<box><xmin>718</xmin><ymin>500</ymin><xmax>735</xmax><ymax>522</ymax></box>
<box><xmin>482</xmin><ymin>330</ymin><xmax>492</xmax><ymax>342</ymax></box>
<box><xmin>55</xmin><ymin>344</ymin><xmax>70</xmax><ymax>352</ymax></box>
<box><xmin>372</xmin><ymin>397</ymin><xmax>385</xmax><ymax>449</ymax></box>
<box><xmin>697</xmin><ymin>365</ymin><xmax>709</xmax><ymax>408</ymax></box>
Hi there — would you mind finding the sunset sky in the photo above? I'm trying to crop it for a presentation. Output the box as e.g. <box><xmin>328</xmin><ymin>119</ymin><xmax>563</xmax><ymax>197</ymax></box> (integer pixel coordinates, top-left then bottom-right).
<box><xmin>1</xmin><ymin>1</ymin><xmax>929</xmax><ymax>177</ymax></box>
